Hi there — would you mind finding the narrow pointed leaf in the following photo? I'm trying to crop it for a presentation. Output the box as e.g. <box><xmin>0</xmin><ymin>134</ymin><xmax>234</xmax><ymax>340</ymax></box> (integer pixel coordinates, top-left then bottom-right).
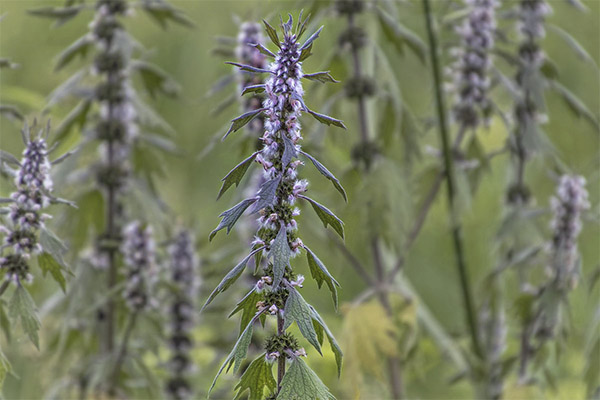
<box><xmin>224</xmin><ymin>108</ymin><xmax>266</xmax><ymax>139</ymax></box>
<box><xmin>241</xmin><ymin>84</ymin><xmax>266</xmax><ymax>96</ymax></box>
<box><xmin>376</xmin><ymin>7</ymin><xmax>427</xmax><ymax>63</ymax></box>
<box><xmin>310</xmin><ymin>306</ymin><xmax>343</xmax><ymax>377</ymax></box>
<box><xmin>27</xmin><ymin>6</ymin><xmax>83</xmax><ymax>25</ymax></box>
<box><xmin>270</xmin><ymin>225</ymin><xmax>290</xmax><ymax>287</ymax></box>
<box><xmin>210</xmin><ymin>198</ymin><xmax>257</xmax><ymax>241</ymax></box>
<box><xmin>229</xmin><ymin>287</ymin><xmax>262</xmax><ymax>334</ymax></box>
<box><xmin>37</xmin><ymin>253</ymin><xmax>67</xmax><ymax>293</ymax></box>
<box><xmin>252</xmin><ymin>174</ymin><xmax>282</xmax><ymax>213</ymax></box>
<box><xmin>283</xmin><ymin>288</ymin><xmax>322</xmax><ymax>355</ymax></box>
<box><xmin>218</xmin><ymin>152</ymin><xmax>258</xmax><ymax>199</ymax></box>
<box><xmin>132</xmin><ymin>60</ymin><xmax>180</xmax><ymax>98</ymax></box>
<box><xmin>226</xmin><ymin>62</ymin><xmax>272</xmax><ymax>74</ymax></box>
<box><xmin>299</xmin><ymin>43</ymin><xmax>313</xmax><ymax>62</ymax></box>
<box><xmin>301</xmin><ymin>26</ymin><xmax>323</xmax><ymax>50</ymax></box>
<box><xmin>251</xmin><ymin>43</ymin><xmax>276</xmax><ymax>58</ymax></box>
<box><xmin>550</xmin><ymin>81</ymin><xmax>599</xmax><ymax>130</ymax></box>
<box><xmin>302</xmin><ymin>71</ymin><xmax>339</xmax><ymax>84</ymax></box>
<box><xmin>300</xmin><ymin>151</ymin><xmax>347</xmax><ymax>201</ymax></box>
<box><xmin>299</xmin><ymin>195</ymin><xmax>344</xmax><ymax>238</ymax></box>
<box><xmin>263</xmin><ymin>20</ymin><xmax>281</xmax><ymax>48</ymax></box>
<box><xmin>304</xmin><ymin>246</ymin><xmax>340</xmax><ymax>310</ymax></box>
<box><xmin>281</xmin><ymin>133</ymin><xmax>298</xmax><ymax>168</ymax></box>
<box><xmin>0</xmin><ymin>150</ymin><xmax>20</xmax><ymax>166</ymax></box>
<box><xmin>55</xmin><ymin>35</ymin><xmax>92</xmax><ymax>71</ymax></box>
<box><xmin>307</xmin><ymin>109</ymin><xmax>347</xmax><ymax>129</ymax></box>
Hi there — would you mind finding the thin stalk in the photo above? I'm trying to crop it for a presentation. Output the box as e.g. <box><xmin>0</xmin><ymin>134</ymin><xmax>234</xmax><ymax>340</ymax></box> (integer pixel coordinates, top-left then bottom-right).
<box><xmin>104</xmin><ymin>139</ymin><xmax>117</xmax><ymax>354</ymax></box>
<box><xmin>108</xmin><ymin>311</ymin><xmax>138</xmax><ymax>395</ymax></box>
<box><xmin>422</xmin><ymin>0</ymin><xmax>483</xmax><ymax>359</ymax></box>
<box><xmin>276</xmin><ymin>313</ymin><xmax>285</xmax><ymax>392</ymax></box>
<box><xmin>347</xmin><ymin>12</ymin><xmax>370</xmax><ymax>145</ymax></box>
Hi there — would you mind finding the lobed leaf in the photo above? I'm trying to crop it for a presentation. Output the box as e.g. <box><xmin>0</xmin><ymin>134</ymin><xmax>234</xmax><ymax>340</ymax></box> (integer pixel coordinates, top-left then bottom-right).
<box><xmin>302</xmin><ymin>71</ymin><xmax>339</xmax><ymax>84</ymax></box>
<box><xmin>277</xmin><ymin>358</ymin><xmax>335</xmax><ymax>400</ymax></box>
<box><xmin>310</xmin><ymin>306</ymin><xmax>343</xmax><ymax>377</ymax></box>
<box><xmin>283</xmin><ymin>288</ymin><xmax>322</xmax><ymax>355</ymax></box>
<box><xmin>304</xmin><ymin>246</ymin><xmax>340</xmax><ymax>310</ymax></box>
<box><xmin>306</xmin><ymin>109</ymin><xmax>347</xmax><ymax>130</ymax></box>
<box><xmin>55</xmin><ymin>35</ymin><xmax>92</xmax><ymax>71</ymax></box>
<box><xmin>251</xmin><ymin>174</ymin><xmax>282</xmax><ymax>213</ymax></box>
<box><xmin>234</xmin><ymin>355</ymin><xmax>276</xmax><ymax>400</ymax></box>
<box><xmin>210</xmin><ymin>198</ymin><xmax>257</xmax><ymax>241</ymax></box>
<box><xmin>229</xmin><ymin>288</ymin><xmax>262</xmax><ymax>334</ymax></box>
<box><xmin>39</xmin><ymin>227</ymin><xmax>68</xmax><ymax>267</ymax></box>
<box><xmin>271</xmin><ymin>225</ymin><xmax>291</xmax><ymax>287</ymax></box>
<box><xmin>37</xmin><ymin>253</ymin><xmax>67</xmax><ymax>293</ymax></box>
<box><xmin>223</xmin><ymin>107</ymin><xmax>266</xmax><ymax>139</ymax></box>
<box><xmin>299</xmin><ymin>195</ymin><xmax>344</xmax><ymax>239</ymax></box>
<box><xmin>9</xmin><ymin>286</ymin><xmax>40</xmax><ymax>349</ymax></box>
<box><xmin>300</xmin><ymin>151</ymin><xmax>347</xmax><ymax>201</ymax></box>
<box><xmin>217</xmin><ymin>152</ymin><xmax>259</xmax><ymax>199</ymax></box>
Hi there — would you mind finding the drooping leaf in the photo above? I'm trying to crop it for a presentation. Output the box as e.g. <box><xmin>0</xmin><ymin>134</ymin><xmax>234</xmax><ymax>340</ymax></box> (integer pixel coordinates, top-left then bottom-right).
<box><xmin>251</xmin><ymin>43</ymin><xmax>276</xmax><ymax>58</ymax></box>
<box><xmin>37</xmin><ymin>253</ymin><xmax>67</xmax><ymax>293</ymax></box>
<box><xmin>226</xmin><ymin>61</ymin><xmax>272</xmax><ymax>74</ymax></box>
<box><xmin>132</xmin><ymin>61</ymin><xmax>180</xmax><ymax>98</ymax></box>
<box><xmin>277</xmin><ymin>358</ymin><xmax>335</xmax><ymax>400</ymax></box>
<box><xmin>302</xmin><ymin>71</ymin><xmax>339</xmax><ymax>84</ymax></box>
<box><xmin>284</xmin><ymin>288</ymin><xmax>322</xmax><ymax>355</ymax></box>
<box><xmin>0</xmin><ymin>150</ymin><xmax>20</xmax><ymax>166</ymax></box>
<box><xmin>140</xmin><ymin>1</ymin><xmax>194</xmax><ymax>29</ymax></box>
<box><xmin>301</xmin><ymin>26</ymin><xmax>323</xmax><ymax>50</ymax></box>
<box><xmin>271</xmin><ymin>225</ymin><xmax>291</xmax><ymax>287</ymax></box>
<box><xmin>55</xmin><ymin>35</ymin><xmax>92</xmax><ymax>71</ymax></box>
<box><xmin>210</xmin><ymin>198</ymin><xmax>257</xmax><ymax>241</ymax></box>
<box><xmin>224</xmin><ymin>108</ymin><xmax>266</xmax><ymax>139</ymax></box>
<box><xmin>310</xmin><ymin>306</ymin><xmax>343</xmax><ymax>377</ymax></box>
<box><xmin>53</xmin><ymin>99</ymin><xmax>92</xmax><ymax>144</ymax></box>
<box><xmin>549</xmin><ymin>24</ymin><xmax>598</xmax><ymax>69</ymax></box>
<box><xmin>27</xmin><ymin>6</ymin><xmax>84</xmax><ymax>26</ymax></box>
<box><xmin>241</xmin><ymin>84</ymin><xmax>266</xmax><ymax>96</ymax></box>
<box><xmin>9</xmin><ymin>286</ymin><xmax>41</xmax><ymax>349</ymax></box>
<box><xmin>234</xmin><ymin>355</ymin><xmax>276</xmax><ymax>400</ymax></box>
<box><xmin>281</xmin><ymin>133</ymin><xmax>298</xmax><ymax>169</ymax></box>
<box><xmin>299</xmin><ymin>196</ymin><xmax>344</xmax><ymax>238</ymax></box>
<box><xmin>550</xmin><ymin>81</ymin><xmax>599</xmax><ymax>130</ymax></box>
<box><xmin>0</xmin><ymin>348</ymin><xmax>12</xmax><ymax>389</ymax></box>
<box><xmin>263</xmin><ymin>20</ymin><xmax>281</xmax><ymax>48</ymax></box>
<box><xmin>39</xmin><ymin>227</ymin><xmax>68</xmax><ymax>267</ymax></box>
<box><xmin>217</xmin><ymin>152</ymin><xmax>258</xmax><ymax>199</ymax></box>
<box><xmin>376</xmin><ymin>7</ymin><xmax>426</xmax><ymax>63</ymax></box>
<box><xmin>251</xmin><ymin>174</ymin><xmax>282</xmax><ymax>213</ymax></box>
<box><xmin>306</xmin><ymin>109</ymin><xmax>347</xmax><ymax>129</ymax></box>
<box><xmin>304</xmin><ymin>246</ymin><xmax>340</xmax><ymax>310</ymax></box>
<box><xmin>229</xmin><ymin>287</ymin><xmax>262</xmax><ymax>334</ymax></box>
<box><xmin>300</xmin><ymin>151</ymin><xmax>347</xmax><ymax>201</ymax></box>
<box><xmin>0</xmin><ymin>105</ymin><xmax>23</xmax><ymax>121</ymax></box>
<box><xmin>203</xmin><ymin>247</ymin><xmax>264</xmax><ymax>310</ymax></box>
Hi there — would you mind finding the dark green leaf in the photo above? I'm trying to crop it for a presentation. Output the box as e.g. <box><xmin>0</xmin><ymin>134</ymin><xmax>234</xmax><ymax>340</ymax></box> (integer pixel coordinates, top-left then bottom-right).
<box><xmin>53</xmin><ymin>99</ymin><xmax>92</xmax><ymax>144</ymax></box>
<box><xmin>27</xmin><ymin>6</ymin><xmax>83</xmax><ymax>26</ymax></box>
<box><xmin>229</xmin><ymin>288</ymin><xmax>262</xmax><ymax>334</ymax></box>
<box><xmin>271</xmin><ymin>225</ymin><xmax>290</xmax><ymax>287</ymax></box>
<box><xmin>283</xmin><ymin>288</ymin><xmax>321</xmax><ymax>355</ymax></box>
<box><xmin>302</xmin><ymin>71</ymin><xmax>339</xmax><ymax>84</ymax></box>
<box><xmin>278</xmin><ymin>358</ymin><xmax>335</xmax><ymax>400</ymax></box>
<box><xmin>304</xmin><ymin>246</ymin><xmax>340</xmax><ymax>310</ymax></box>
<box><xmin>301</xmin><ymin>26</ymin><xmax>323</xmax><ymax>50</ymax></box>
<box><xmin>218</xmin><ymin>152</ymin><xmax>258</xmax><ymax>199</ymax></box>
<box><xmin>226</xmin><ymin>62</ymin><xmax>272</xmax><ymax>74</ymax></box>
<box><xmin>299</xmin><ymin>195</ymin><xmax>344</xmax><ymax>238</ymax></box>
<box><xmin>234</xmin><ymin>355</ymin><xmax>276</xmax><ymax>400</ymax></box>
<box><xmin>300</xmin><ymin>151</ymin><xmax>346</xmax><ymax>201</ymax></box>
<box><xmin>210</xmin><ymin>198</ymin><xmax>257</xmax><ymax>241</ymax></box>
<box><xmin>141</xmin><ymin>1</ymin><xmax>194</xmax><ymax>29</ymax></box>
<box><xmin>252</xmin><ymin>174</ymin><xmax>282</xmax><ymax>213</ymax></box>
<box><xmin>9</xmin><ymin>286</ymin><xmax>40</xmax><ymax>349</ymax></box>
<box><xmin>224</xmin><ymin>107</ymin><xmax>266</xmax><ymax>139</ymax></box>
<box><xmin>281</xmin><ymin>133</ymin><xmax>298</xmax><ymax>168</ymax></box>
<box><xmin>263</xmin><ymin>20</ymin><xmax>280</xmax><ymax>48</ymax></box>
<box><xmin>55</xmin><ymin>35</ymin><xmax>92</xmax><ymax>71</ymax></box>
<box><xmin>299</xmin><ymin>43</ymin><xmax>313</xmax><ymax>62</ymax></box>
<box><xmin>241</xmin><ymin>84</ymin><xmax>266</xmax><ymax>96</ymax></box>
<box><xmin>132</xmin><ymin>61</ymin><xmax>180</xmax><ymax>98</ymax></box>
<box><xmin>0</xmin><ymin>105</ymin><xmax>23</xmax><ymax>121</ymax></box>
<box><xmin>310</xmin><ymin>306</ymin><xmax>343</xmax><ymax>377</ymax></box>
<box><xmin>550</xmin><ymin>81</ymin><xmax>599</xmax><ymax>130</ymax></box>
<box><xmin>39</xmin><ymin>227</ymin><xmax>68</xmax><ymax>266</ymax></box>
<box><xmin>306</xmin><ymin>109</ymin><xmax>346</xmax><ymax>129</ymax></box>
<box><xmin>376</xmin><ymin>7</ymin><xmax>426</xmax><ymax>63</ymax></box>
<box><xmin>37</xmin><ymin>253</ymin><xmax>67</xmax><ymax>293</ymax></box>
<box><xmin>203</xmin><ymin>247</ymin><xmax>264</xmax><ymax>310</ymax></box>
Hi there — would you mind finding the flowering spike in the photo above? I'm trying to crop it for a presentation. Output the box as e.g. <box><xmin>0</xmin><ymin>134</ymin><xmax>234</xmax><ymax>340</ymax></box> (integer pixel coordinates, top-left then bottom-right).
<box><xmin>122</xmin><ymin>221</ymin><xmax>156</xmax><ymax>311</ymax></box>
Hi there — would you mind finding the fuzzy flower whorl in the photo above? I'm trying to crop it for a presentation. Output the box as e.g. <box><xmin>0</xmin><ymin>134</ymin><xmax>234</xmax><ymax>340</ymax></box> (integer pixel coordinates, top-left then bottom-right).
<box><xmin>549</xmin><ymin>175</ymin><xmax>589</xmax><ymax>289</ymax></box>
<box><xmin>452</xmin><ymin>0</ymin><xmax>498</xmax><ymax>128</ymax></box>
<box><xmin>122</xmin><ymin>221</ymin><xmax>156</xmax><ymax>310</ymax></box>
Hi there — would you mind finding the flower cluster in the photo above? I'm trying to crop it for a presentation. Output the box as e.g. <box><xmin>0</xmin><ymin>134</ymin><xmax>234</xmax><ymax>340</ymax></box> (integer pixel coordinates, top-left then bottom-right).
<box><xmin>549</xmin><ymin>175</ymin><xmax>589</xmax><ymax>289</ymax></box>
<box><xmin>122</xmin><ymin>221</ymin><xmax>156</xmax><ymax>311</ymax></box>
<box><xmin>1</xmin><ymin>124</ymin><xmax>54</xmax><ymax>284</ymax></box>
<box><xmin>451</xmin><ymin>0</ymin><xmax>498</xmax><ymax>128</ymax></box>
<box><xmin>166</xmin><ymin>230</ymin><xmax>198</xmax><ymax>400</ymax></box>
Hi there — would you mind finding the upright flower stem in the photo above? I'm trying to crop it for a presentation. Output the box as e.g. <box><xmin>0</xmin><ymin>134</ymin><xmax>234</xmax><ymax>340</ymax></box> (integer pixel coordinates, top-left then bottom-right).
<box><xmin>276</xmin><ymin>313</ymin><xmax>286</xmax><ymax>392</ymax></box>
<box><xmin>422</xmin><ymin>0</ymin><xmax>482</xmax><ymax>359</ymax></box>
<box><xmin>104</xmin><ymin>135</ymin><xmax>117</xmax><ymax>355</ymax></box>
<box><xmin>347</xmin><ymin>12</ymin><xmax>370</xmax><ymax>145</ymax></box>
<box><xmin>108</xmin><ymin>311</ymin><xmax>138</xmax><ymax>395</ymax></box>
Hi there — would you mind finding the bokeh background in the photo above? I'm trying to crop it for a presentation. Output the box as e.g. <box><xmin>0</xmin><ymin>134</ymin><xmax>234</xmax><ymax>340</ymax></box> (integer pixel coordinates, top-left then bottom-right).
<box><xmin>0</xmin><ymin>0</ymin><xmax>598</xmax><ymax>399</ymax></box>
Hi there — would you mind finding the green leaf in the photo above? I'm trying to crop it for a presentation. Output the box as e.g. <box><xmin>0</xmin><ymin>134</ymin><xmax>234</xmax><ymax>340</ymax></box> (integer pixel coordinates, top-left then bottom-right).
<box><xmin>252</xmin><ymin>174</ymin><xmax>282</xmax><ymax>213</ymax></box>
<box><xmin>27</xmin><ymin>6</ymin><xmax>83</xmax><ymax>26</ymax></box>
<box><xmin>224</xmin><ymin>107</ymin><xmax>266</xmax><ymax>139</ymax></box>
<box><xmin>300</xmin><ymin>151</ymin><xmax>347</xmax><ymax>201</ymax></box>
<box><xmin>550</xmin><ymin>81</ymin><xmax>599</xmax><ymax>130</ymax></box>
<box><xmin>376</xmin><ymin>7</ymin><xmax>426</xmax><ymax>63</ymax></box>
<box><xmin>37</xmin><ymin>253</ymin><xmax>67</xmax><ymax>293</ymax></box>
<box><xmin>299</xmin><ymin>43</ymin><xmax>313</xmax><ymax>62</ymax></box>
<box><xmin>39</xmin><ymin>227</ymin><xmax>68</xmax><ymax>267</ymax></box>
<box><xmin>0</xmin><ymin>348</ymin><xmax>12</xmax><ymax>390</ymax></box>
<box><xmin>284</xmin><ymin>288</ymin><xmax>321</xmax><ymax>355</ymax></box>
<box><xmin>263</xmin><ymin>20</ymin><xmax>280</xmax><ymax>48</ymax></box>
<box><xmin>210</xmin><ymin>198</ymin><xmax>257</xmax><ymax>241</ymax></box>
<box><xmin>241</xmin><ymin>84</ymin><xmax>266</xmax><ymax>96</ymax></box>
<box><xmin>306</xmin><ymin>109</ymin><xmax>346</xmax><ymax>129</ymax></box>
<box><xmin>549</xmin><ymin>25</ymin><xmax>598</xmax><ymax>69</ymax></box>
<box><xmin>132</xmin><ymin>61</ymin><xmax>180</xmax><ymax>98</ymax></box>
<box><xmin>301</xmin><ymin>26</ymin><xmax>323</xmax><ymax>50</ymax></box>
<box><xmin>53</xmin><ymin>99</ymin><xmax>92</xmax><ymax>144</ymax></box>
<box><xmin>71</xmin><ymin>189</ymin><xmax>104</xmax><ymax>253</ymax></box>
<box><xmin>304</xmin><ymin>246</ymin><xmax>340</xmax><ymax>310</ymax></box>
<box><xmin>202</xmin><ymin>248</ymin><xmax>264</xmax><ymax>310</ymax></box>
<box><xmin>55</xmin><ymin>35</ymin><xmax>92</xmax><ymax>71</ymax></box>
<box><xmin>0</xmin><ymin>150</ymin><xmax>20</xmax><ymax>166</ymax></box>
<box><xmin>9</xmin><ymin>286</ymin><xmax>41</xmax><ymax>349</ymax></box>
<box><xmin>234</xmin><ymin>355</ymin><xmax>276</xmax><ymax>400</ymax></box>
<box><xmin>209</xmin><ymin>315</ymin><xmax>258</xmax><ymax>396</ymax></box>
<box><xmin>310</xmin><ymin>306</ymin><xmax>343</xmax><ymax>377</ymax></box>
<box><xmin>281</xmin><ymin>133</ymin><xmax>298</xmax><ymax>169</ymax></box>
<box><xmin>217</xmin><ymin>152</ymin><xmax>258</xmax><ymax>200</ymax></box>
<box><xmin>271</xmin><ymin>225</ymin><xmax>290</xmax><ymax>287</ymax></box>
<box><xmin>299</xmin><ymin>196</ymin><xmax>344</xmax><ymax>239</ymax></box>
<box><xmin>229</xmin><ymin>288</ymin><xmax>262</xmax><ymax>334</ymax></box>
<box><xmin>141</xmin><ymin>1</ymin><xmax>194</xmax><ymax>29</ymax></box>
<box><xmin>0</xmin><ymin>105</ymin><xmax>23</xmax><ymax>121</ymax></box>
<box><xmin>0</xmin><ymin>303</ymin><xmax>11</xmax><ymax>342</ymax></box>
<box><xmin>277</xmin><ymin>358</ymin><xmax>335</xmax><ymax>400</ymax></box>
<box><xmin>226</xmin><ymin>61</ymin><xmax>272</xmax><ymax>74</ymax></box>
<box><xmin>251</xmin><ymin>43</ymin><xmax>276</xmax><ymax>58</ymax></box>
<box><xmin>302</xmin><ymin>71</ymin><xmax>339</xmax><ymax>84</ymax></box>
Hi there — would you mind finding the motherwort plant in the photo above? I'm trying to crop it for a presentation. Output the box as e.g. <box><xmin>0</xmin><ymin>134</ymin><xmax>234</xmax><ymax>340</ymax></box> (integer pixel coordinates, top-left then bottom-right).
<box><xmin>204</xmin><ymin>14</ymin><xmax>346</xmax><ymax>399</ymax></box>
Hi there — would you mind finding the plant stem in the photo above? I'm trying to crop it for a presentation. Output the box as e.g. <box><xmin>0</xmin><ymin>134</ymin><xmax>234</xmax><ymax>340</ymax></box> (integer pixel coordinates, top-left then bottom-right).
<box><xmin>347</xmin><ymin>12</ymin><xmax>370</xmax><ymax>145</ymax></box>
<box><xmin>276</xmin><ymin>313</ymin><xmax>285</xmax><ymax>392</ymax></box>
<box><xmin>422</xmin><ymin>0</ymin><xmax>482</xmax><ymax>359</ymax></box>
<box><xmin>108</xmin><ymin>311</ymin><xmax>138</xmax><ymax>395</ymax></box>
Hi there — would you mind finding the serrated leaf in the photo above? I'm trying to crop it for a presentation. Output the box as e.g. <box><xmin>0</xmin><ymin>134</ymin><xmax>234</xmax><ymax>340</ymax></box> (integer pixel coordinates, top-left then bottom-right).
<box><xmin>132</xmin><ymin>60</ymin><xmax>180</xmax><ymax>98</ymax></box>
<box><xmin>376</xmin><ymin>7</ymin><xmax>426</xmax><ymax>63</ymax></box>
<box><xmin>53</xmin><ymin>99</ymin><xmax>92</xmax><ymax>144</ymax></box>
<box><xmin>234</xmin><ymin>355</ymin><xmax>276</xmax><ymax>400</ymax></box>
<box><xmin>550</xmin><ymin>81</ymin><xmax>599</xmax><ymax>130</ymax></box>
<box><xmin>37</xmin><ymin>253</ymin><xmax>66</xmax><ymax>293</ymax></box>
<box><xmin>301</xmin><ymin>26</ymin><xmax>323</xmax><ymax>50</ymax></box>
<box><xmin>39</xmin><ymin>227</ymin><xmax>68</xmax><ymax>266</ymax></box>
<box><xmin>277</xmin><ymin>358</ymin><xmax>335</xmax><ymax>400</ymax></box>
<box><xmin>141</xmin><ymin>1</ymin><xmax>194</xmax><ymax>29</ymax></box>
<box><xmin>251</xmin><ymin>43</ymin><xmax>276</xmax><ymax>58</ymax></box>
<box><xmin>226</xmin><ymin>61</ymin><xmax>272</xmax><ymax>74</ymax></box>
<box><xmin>241</xmin><ymin>84</ymin><xmax>266</xmax><ymax>96</ymax></box>
<box><xmin>281</xmin><ymin>133</ymin><xmax>298</xmax><ymax>169</ymax></box>
<box><xmin>229</xmin><ymin>288</ymin><xmax>262</xmax><ymax>334</ymax></box>
<box><xmin>209</xmin><ymin>315</ymin><xmax>258</xmax><ymax>396</ymax></box>
<box><xmin>304</xmin><ymin>246</ymin><xmax>339</xmax><ymax>310</ymax></box>
<box><xmin>224</xmin><ymin>107</ymin><xmax>266</xmax><ymax>139</ymax></box>
<box><xmin>252</xmin><ymin>174</ymin><xmax>282</xmax><ymax>213</ymax></box>
<box><xmin>270</xmin><ymin>225</ymin><xmax>290</xmax><ymax>288</ymax></box>
<box><xmin>299</xmin><ymin>196</ymin><xmax>344</xmax><ymax>238</ymax></box>
<box><xmin>302</xmin><ymin>71</ymin><xmax>339</xmax><ymax>84</ymax></box>
<box><xmin>218</xmin><ymin>152</ymin><xmax>258</xmax><ymax>199</ymax></box>
<box><xmin>310</xmin><ymin>306</ymin><xmax>343</xmax><ymax>377</ymax></box>
<box><xmin>55</xmin><ymin>35</ymin><xmax>92</xmax><ymax>71</ymax></box>
<box><xmin>284</xmin><ymin>288</ymin><xmax>322</xmax><ymax>355</ymax></box>
<box><xmin>27</xmin><ymin>6</ymin><xmax>83</xmax><ymax>26</ymax></box>
<box><xmin>300</xmin><ymin>151</ymin><xmax>346</xmax><ymax>201</ymax></box>
<box><xmin>210</xmin><ymin>198</ymin><xmax>257</xmax><ymax>241</ymax></box>
<box><xmin>203</xmin><ymin>247</ymin><xmax>264</xmax><ymax>310</ymax></box>
<box><xmin>263</xmin><ymin>20</ymin><xmax>280</xmax><ymax>48</ymax></box>
<box><xmin>306</xmin><ymin>109</ymin><xmax>346</xmax><ymax>129</ymax></box>
<box><xmin>9</xmin><ymin>286</ymin><xmax>40</xmax><ymax>349</ymax></box>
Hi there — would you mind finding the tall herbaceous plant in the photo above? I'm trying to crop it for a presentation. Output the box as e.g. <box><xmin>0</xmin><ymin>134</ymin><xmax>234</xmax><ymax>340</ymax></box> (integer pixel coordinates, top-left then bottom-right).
<box><xmin>204</xmin><ymin>14</ymin><xmax>347</xmax><ymax>399</ymax></box>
